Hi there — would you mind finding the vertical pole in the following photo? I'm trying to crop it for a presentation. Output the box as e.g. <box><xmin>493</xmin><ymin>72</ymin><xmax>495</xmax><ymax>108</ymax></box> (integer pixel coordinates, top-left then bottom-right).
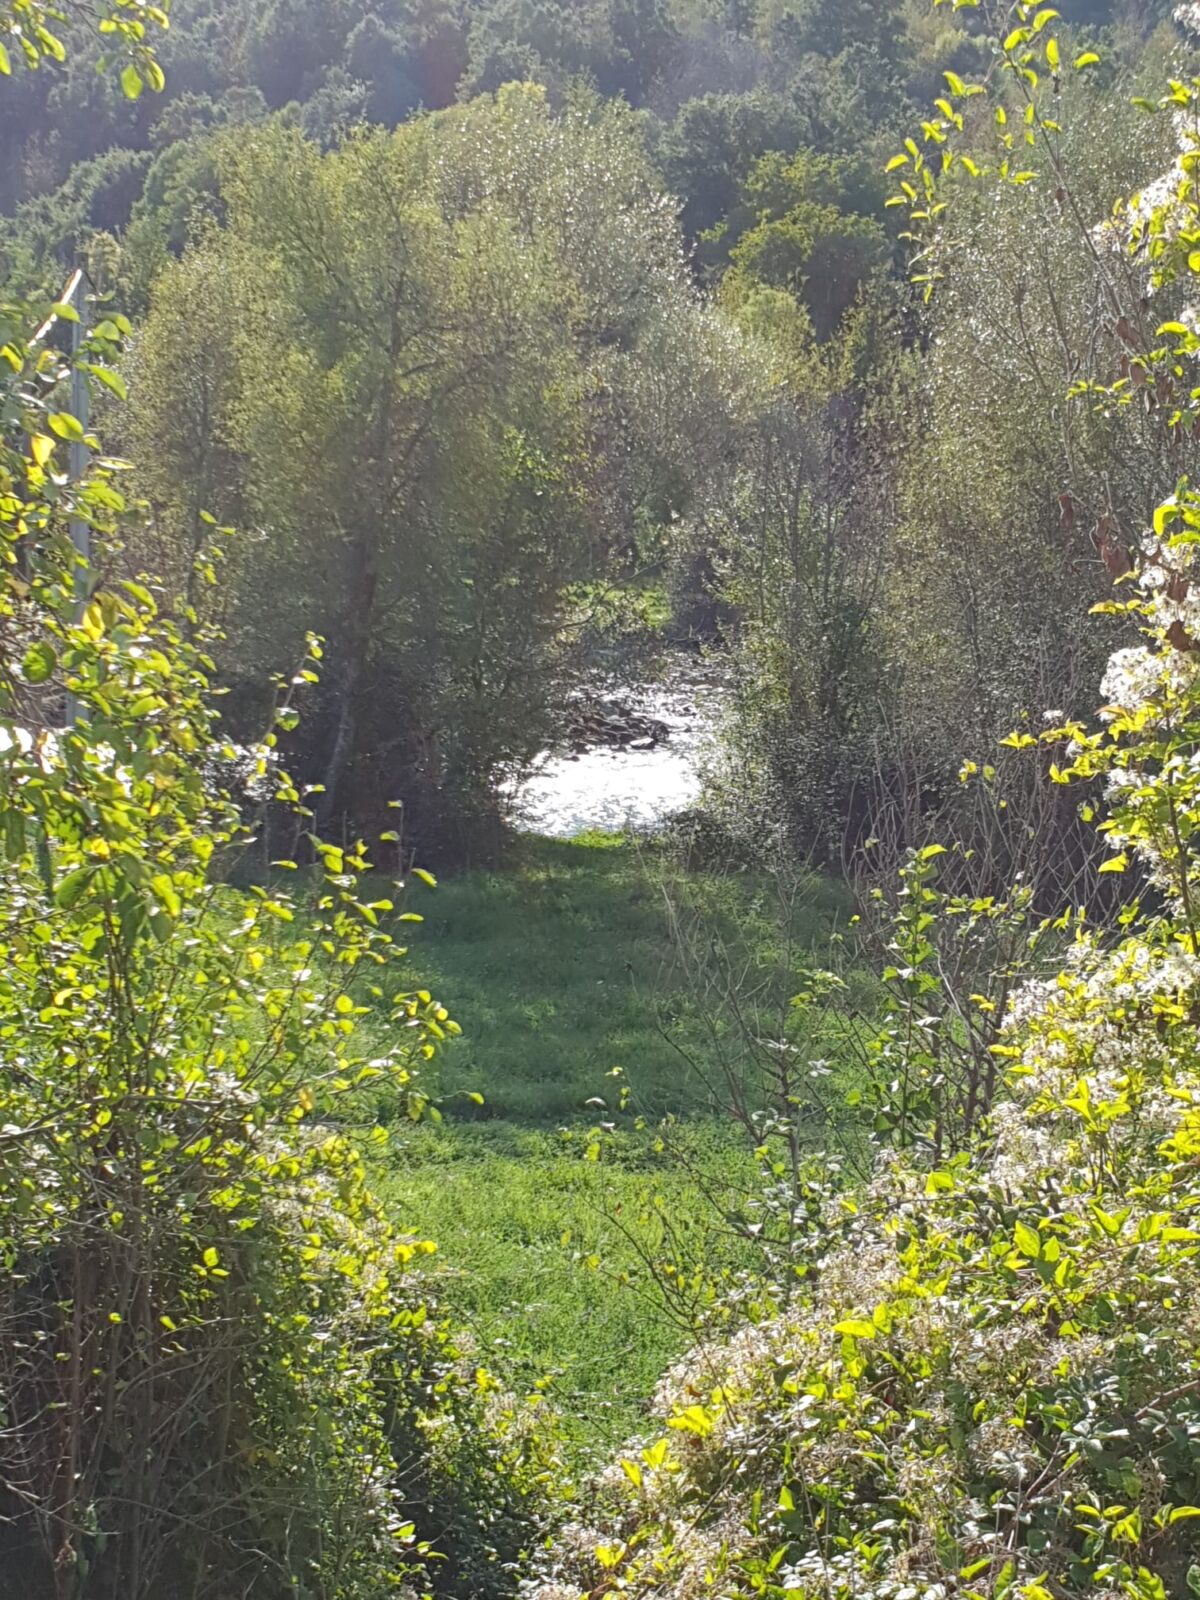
<box><xmin>67</xmin><ymin>270</ymin><xmax>90</xmax><ymax>725</ymax></box>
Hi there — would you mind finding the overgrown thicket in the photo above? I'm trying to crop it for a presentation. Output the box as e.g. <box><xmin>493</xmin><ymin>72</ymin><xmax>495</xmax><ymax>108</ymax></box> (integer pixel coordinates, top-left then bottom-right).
<box><xmin>4</xmin><ymin>0</ymin><xmax>1189</xmax><ymax>872</ymax></box>
<box><xmin>693</xmin><ymin>14</ymin><xmax>1190</xmax><ymax>885</ymax></box>
<box><xmin>115</xmin><ymin>87</ymin><xmax>756</xmax><ymax>862</ymax></box>
<box><xmin>0</xmin><ymin>90</ymin><xmax>560</xmax><ymax>1595</ymax></box>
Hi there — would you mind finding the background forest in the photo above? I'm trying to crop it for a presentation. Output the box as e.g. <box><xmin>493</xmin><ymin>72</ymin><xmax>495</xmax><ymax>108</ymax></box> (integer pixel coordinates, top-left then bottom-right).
<box><xmin>9</xmin><ymin>2</ymin><xmax>1200</xmax><ymax>1600</ymax></box>
<box><xmin>2</xmin><ymin>0</ymin><xmax>1184</xmax><ymax>877</ymax></box>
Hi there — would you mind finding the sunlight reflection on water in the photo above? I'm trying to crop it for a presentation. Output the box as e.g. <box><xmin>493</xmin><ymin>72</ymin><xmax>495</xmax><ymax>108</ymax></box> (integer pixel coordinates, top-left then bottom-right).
<box><xmin>508</xmin><ymin>674</ymin><xmax>718</xmax><ymax>838</ymax></box>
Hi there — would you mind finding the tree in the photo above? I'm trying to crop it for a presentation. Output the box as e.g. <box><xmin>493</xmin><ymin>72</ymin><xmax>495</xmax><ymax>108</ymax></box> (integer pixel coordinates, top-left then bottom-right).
<box><xmin>126</xmin><ymin>88</ymin><xmax>724</xmax><ymax>860</ymax></box>
<box><xmin>718</xmin><ymin>148</ymin><xmax>891</xmax><ymax>339</ymax></box>
<box><xmin>654</xmin><ymin>89</ymin><xmax>810</xmax><ymax>243</ymax></box>
<box><xmin>462</xmin><ymin>0</ymin><xmax>675</xmax><ymax>103</ymax></box>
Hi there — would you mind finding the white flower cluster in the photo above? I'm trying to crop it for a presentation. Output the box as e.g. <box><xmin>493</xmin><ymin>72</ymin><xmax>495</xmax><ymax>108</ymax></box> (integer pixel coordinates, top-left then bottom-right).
<box><xmin>1099</xmin><ymin>644</ymin><xmax>1200</xmax><ymax>718</ymax></box>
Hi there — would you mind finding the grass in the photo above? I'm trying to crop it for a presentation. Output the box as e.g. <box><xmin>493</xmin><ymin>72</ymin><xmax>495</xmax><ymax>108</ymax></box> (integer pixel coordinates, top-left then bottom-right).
<box><xmin>390</xmin><ymin>831</ymin><xmax>856</xmax><ymax>1123</ymax></box>
<box><xmin>367</xmin><ymin>833</ymin><xmax>864</xmax><ymax>1459</ymax></box>
<box><xmin>377</xmin><ymin>1121</ymin><xmax>751</xmax><ymax>1455</ymax></box>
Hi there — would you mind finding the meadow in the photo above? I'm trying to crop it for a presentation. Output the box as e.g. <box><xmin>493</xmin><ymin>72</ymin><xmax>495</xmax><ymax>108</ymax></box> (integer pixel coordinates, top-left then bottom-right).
<box><xmin>373</xmin><ymin>834</ymin><xmax>866</xmax><ymax>1456</ymax></box>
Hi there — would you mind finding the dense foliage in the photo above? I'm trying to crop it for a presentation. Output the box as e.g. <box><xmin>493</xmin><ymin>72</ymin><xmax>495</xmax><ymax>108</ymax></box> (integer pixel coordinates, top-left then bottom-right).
<box><xmin>16</xmin><ymin>2</ymin><xmax>1200</xmax><ymax>1599</ymax></box>
<box><xmin>117</xmin><ymin>87</ymin><xmax>750</xmax><ymax>859</ymax></box>
<box><xmin>4</xmin><ymin>0</ymin><xmax>1189</xmax><ymax>868</ymax></box>
<box><xmin>523</xmin><ymin>10</ymin><xmax>1200</xmax><ymax>1600</ymax></box>
<box><xmin>0</xmin><ymin>101</ymin><xmax>558</xmax><ymax>1595</ymax></box>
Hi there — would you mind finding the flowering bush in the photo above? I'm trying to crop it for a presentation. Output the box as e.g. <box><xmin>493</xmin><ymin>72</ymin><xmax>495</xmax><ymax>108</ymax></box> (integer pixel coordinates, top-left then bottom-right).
<box><xmin>525</xmin><ymin>13</ymin><xmax>1200</xmax><ymax>1600</ymax></box>
<box><xmin>526</xmin><ymin>911</ymin><xmax>1200</xmax><ymax>1600</ymax></box>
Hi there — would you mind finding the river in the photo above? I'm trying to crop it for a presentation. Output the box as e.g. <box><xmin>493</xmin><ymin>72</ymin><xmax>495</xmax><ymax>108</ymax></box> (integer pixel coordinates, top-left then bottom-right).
<box><xmin>508</xmin><ymin>662</ymin><xmax>721</xmax><ymax>838</ymax></box>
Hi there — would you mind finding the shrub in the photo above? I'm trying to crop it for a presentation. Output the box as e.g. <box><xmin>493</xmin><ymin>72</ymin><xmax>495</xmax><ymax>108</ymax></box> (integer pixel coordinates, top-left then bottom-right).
<box><xmin>0</xmin><ymin>294</ymin><xmax>560</xmax><ymax>1598</ymax></box>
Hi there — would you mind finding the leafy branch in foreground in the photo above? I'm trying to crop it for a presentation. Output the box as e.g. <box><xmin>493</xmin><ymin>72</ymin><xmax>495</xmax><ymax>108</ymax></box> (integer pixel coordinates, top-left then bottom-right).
<box><xmin>0</xmin><ymin>293</ymin><xmax>558</xmax><ymax>1599</ymax></box>
<box><xmin>0</xmin><ymin>0</ymin><xmax>168</xmax><ymax>94</ymax></box>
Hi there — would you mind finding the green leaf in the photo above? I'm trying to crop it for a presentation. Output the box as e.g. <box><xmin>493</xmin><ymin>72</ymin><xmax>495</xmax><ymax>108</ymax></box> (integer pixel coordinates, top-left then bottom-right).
<box><xmin>202</xmin><ymin>1247</ymin><xmax>219</xmax><ymax>1269</ymax></box>
<box><xmin>4</xmin><ymin>810</ymin><xmax>25</xmax><ymax>863</ymax></box>
<box><xmin>1013</xmin><ymin>1221</ymin><xmax>1042</xmax><ymax>1258</ymax></box>
<box><xmin>122</xmin><ymin>579</ymin><xmax>156</xmax><ymax>611</ymax></box>
<box><xmin>55</xmin><ymin>868</ymin><xmax>94</xmax><ymax>911</ymax></box>
<box><xmin>47</xmin><ymin>411</ymin><xmax>84</xmax><ymax>441</ymax></box>
<box><xmin>0</xmin><ymin>42</ymin><xmax>10</xmax><ymax>75</ymax></box>
<box><xmin>36</xmin><ymin>26</ymin><xmax>65</xmax><ymax>61</ymax></box>
<box><xmin>87</xmin><ymin>363</ymin><xmax>127</xmax><ymax>400</ymax></box>
<box><xmin>121</xmin><ymin>63</ymin><xmax>143</xmax><ymax>99</ymax></box>
<box><xmin>1074</xmin><ymin>51</ymin><xmax>1100</xmax><ymax>68</ymax></box>
<box><xmin>22</xmin><ymin>640</ymin><xmax>57</xmax><ymax>685</ymax></box>
<box><xmin>150</xmin><ymin>874</ymin><xmax>181</xmax><ymax>918</ymax></box>
<box><xmin>833</xmin><ymin>1318</ymin><xmax>876</xmax><ymax>1340</ymax></box>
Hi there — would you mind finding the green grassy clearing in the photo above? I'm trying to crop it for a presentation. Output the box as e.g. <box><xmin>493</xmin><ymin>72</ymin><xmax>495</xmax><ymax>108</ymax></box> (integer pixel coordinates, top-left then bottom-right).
<box><xmin>377</xmin><ymin>1121</ymin><xmax>751</xmax><ymax>1455</ymax></box>
<box><xmin>367</xmin><ymin>834</ymin><xmax>867</xmax><ymax>1458</ymax></box>
<box><xmin>390</xmin><ymin>832</ymin><xmax>858</xmax><ymax>1122</ymax></box>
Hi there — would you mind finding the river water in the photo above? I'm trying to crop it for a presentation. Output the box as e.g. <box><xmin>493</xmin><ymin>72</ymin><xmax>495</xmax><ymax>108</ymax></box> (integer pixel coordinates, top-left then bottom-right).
<box><xmin>508</xmin><ymin>665</ymin><xmax>720</xmax><ymax>838</ymax></box>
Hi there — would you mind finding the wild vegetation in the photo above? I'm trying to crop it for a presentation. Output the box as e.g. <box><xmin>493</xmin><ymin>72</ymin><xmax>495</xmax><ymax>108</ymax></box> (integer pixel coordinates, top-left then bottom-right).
<box><xmin>8</xmin><ymin>2</ymin><xmax>1200</xmax><ymax>1599</ymax></box>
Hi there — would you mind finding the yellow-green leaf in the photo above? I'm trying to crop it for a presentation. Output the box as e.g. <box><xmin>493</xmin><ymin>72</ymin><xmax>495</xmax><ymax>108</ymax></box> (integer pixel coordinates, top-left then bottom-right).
<box><xmin>833</xmin><ymin>1318</ymin><xmax>876</xmax><ymax>1340</ymax></box>
<box><xmin>1014</xmin><ymin>1221</ymin><xmax>1042</xmax><ymax>1258</ymax></box>
<box><xmin>47</xmin><ymin>412</ymin><xmax>84</xmax><ymax>441</ymax></box>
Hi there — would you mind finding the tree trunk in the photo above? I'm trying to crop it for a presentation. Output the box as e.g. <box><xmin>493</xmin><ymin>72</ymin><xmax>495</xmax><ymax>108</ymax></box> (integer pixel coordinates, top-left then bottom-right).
<box><xmin>316</xmin><ymin>531</ymin><xmax>376</xmax><ymax>832</ymax></box>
